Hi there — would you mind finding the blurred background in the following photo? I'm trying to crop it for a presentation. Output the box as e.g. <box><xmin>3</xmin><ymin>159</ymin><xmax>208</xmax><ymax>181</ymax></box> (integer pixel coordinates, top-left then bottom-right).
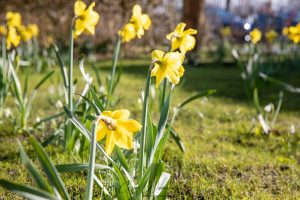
<box><xmin>1</xmin><ymin>0</ymin><xmax>300</xmax><ymax>57</ymax></box>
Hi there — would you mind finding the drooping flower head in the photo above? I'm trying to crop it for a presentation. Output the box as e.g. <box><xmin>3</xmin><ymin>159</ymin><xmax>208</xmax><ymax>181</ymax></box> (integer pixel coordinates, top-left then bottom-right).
<box><xmin>6</xmin><ymin>11</ymin><xmax>22</xmax><ymax>28</ymax></box>
<box><xmin>6</xmin><ymin>26</ymin><xmax>21</xmax><ymax>49</ymax></box>
<box><xmin>118</xmin><ymin>4</ymin><xmax>151</xmax><ymax>43</ymax></box>
<box><xmin>166</xmin><ymin>23</ymin><xmax>197</xmax><ymax>54</ymax></box>
<box><xmin>27</xmin><ymin>24</ymin><xmax>39</xmax><ymax>37</ymax></box>
<box><xmin>151</xmin><ymin>50</ymin><xmax>185</xmax><ymax>88</ymax></box>
<box><xmin>96</xmin><ymin>109</ymin><xmax>142</xmax><ymax>155</ymax></box>
<box><xmin>74</xmin><ymin>0</ymin><xmax>100</xmax><ymax>37</ymax></box>
<box><xmin>249</xmin><ymin>28</ymin><xmax>262</xmax><ymax>44</ymax></box>
<box><xmin>265</xmin><ymin>30</ymin><xmax>278</xmax><ymax>43</ymax></box>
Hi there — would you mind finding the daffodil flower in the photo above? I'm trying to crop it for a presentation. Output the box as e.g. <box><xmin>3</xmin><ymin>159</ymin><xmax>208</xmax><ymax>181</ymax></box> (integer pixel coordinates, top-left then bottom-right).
<box><xmin>6</xmin><ymin>26</ymin><xmax>21</xmax><ymax>49</ymax></box>
<box><xmin>27</xmin><ymin>24</ymin><xmax>39</xmax><ymax>37</ymax></box>
<box><xmin>118</xmin><ymin>4</ymin><xmax>151</xmax><ymax>43</ymax></box>
<box><xmin>74</xmin><ymin>0</ymin><xmax>100</xmax><ymax>37</ymax></box>
<box><xmin>18</xmin><ymin>25</ymin><xmax>33</xmax><ymax>42</ymax></box>
<box><xmin>96</xmin><ymin>109</ymin><xmax>142</xmax><ymax>155</ymax></box>
<box><xmin>118</xmin><ymin>23</ymin><xmax>136</xmax><ymax>43</ymax></box>
<box><xmin>130</xmin><ymin>5</ymin><xmax>151</xmax><ymax>38</ymax></box>
<box><xmin>151</xmin><ymin>50</ymin><xmax>185</xmax><ymax>88</ymax></box>
<box><xmin>6</xmin><ymin>12</ymin><xmax>22</xmax><ymax>28</ymax></box>
<box><xmin>221</xmin><ymin>26</ymin><xmax>231</xmax><ymax>37</ymax></box>
<box><xmin>166</xmin><ymin>23</ymin><xmax>197</xmax><ymax>54</ymax></box>
<box><xmin>265</xmin><ymin>30</ymin><xmax>278</xmax><ymax>43</ymax></box>
<box><xmin>249</xmin><ymin>28</ymin><xmax>262</xmax><ymax>44</ymax></box>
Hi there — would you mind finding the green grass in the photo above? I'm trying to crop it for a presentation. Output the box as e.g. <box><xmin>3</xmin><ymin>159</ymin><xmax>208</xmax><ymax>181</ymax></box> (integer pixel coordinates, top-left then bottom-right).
<box><xmin>0</xmin><ymin>59</ymin><xmax>300</xmax><ymax>199</ymax></box>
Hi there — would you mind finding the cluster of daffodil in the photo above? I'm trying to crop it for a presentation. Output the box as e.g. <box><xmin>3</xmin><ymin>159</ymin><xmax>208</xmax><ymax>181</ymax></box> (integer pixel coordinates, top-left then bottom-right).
<box><xmin>283</xmin><ymin>23</ymin><xmax>300</xmax><ymax>44</ymax></box>
<box><xmin>0</xmin><ymin>11</ymin><xmax>39</xmax><ymax>50</ymax></box>
<box><xmin>0</xmin><ymin>1</ymin><xmax>214</xmax><ymax>199</ymax></box>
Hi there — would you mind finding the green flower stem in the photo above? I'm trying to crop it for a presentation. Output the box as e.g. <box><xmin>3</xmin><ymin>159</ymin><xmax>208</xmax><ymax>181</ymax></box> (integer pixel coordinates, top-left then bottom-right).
<box><xmin>138</xmin><ymin>68</ymin><xmax>151</xmax><ymax>194</ymax></box>
<box><xmin>85</xmin><ymin>123</ymin><xmax>97</xmax><ymax>200</ymax></box>
<box><xmin>66</xmin><ymin>26</ymin><xmax>74</xmax><ymax>149</ymax></box>
<box><xmin>106</xmin><ymin>35</ymin><xmax>121</xmax><ymax>109</ymax></box>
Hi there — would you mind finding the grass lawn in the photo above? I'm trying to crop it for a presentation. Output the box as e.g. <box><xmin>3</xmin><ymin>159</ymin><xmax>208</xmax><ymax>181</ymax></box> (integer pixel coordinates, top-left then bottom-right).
<box><xmin>0</xmin><ymin>59</ymin><xmax>299</xmax><ymax>199</ymax></box>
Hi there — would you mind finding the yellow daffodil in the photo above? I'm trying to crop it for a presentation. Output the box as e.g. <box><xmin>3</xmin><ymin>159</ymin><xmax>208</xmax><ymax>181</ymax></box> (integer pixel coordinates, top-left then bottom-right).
<box><xmin>118</xmin><ymin>23</ymin><xmax>136</xmax><ymax>43</ymax></box>
<box><xmin>166</xmin><ymin>23</ymin><xmax>197</xmax><ymax>54</ymax></box>
<box><xmin>282</xmin><ymin>27</ymin><xmax>289</xmax><ymax>36</ymax></box>
<box><xmin>285</xmin><ymin>23</ymin><xmax>300</xmax><ymax>44</ymax></box>
<box><xmin>27</xmin><ymin>24</ymin><xmax>39</xmax><ymax>37</ymax></box>
<box><xmin>151</xmin><ymin>50</ymin><xmax>185</xmax><ymax>88</ymax></box>
<box><xmin>0</xmin><ymin>25</ymin><xmax>7</xmax><ymax>36</ymax></box>
<box><xmin>221</xmin><ymin>26</ymin><xmax>231</xmax><ymax>37</ymax></box>
<box><xmin>96</xmin><ymin>109</ymin><xmax>142</xmax><ymax>155</ymax></box>
<box><xmin>118</xmin><ymin>4</ymin><xmax>151</xmax><ymax>43</ymax></box>
<box><xmin>130</xmin><ymin>5</ymin><xmax>151</xmax><ymax>38</ymax></box>
<box><xmin>6</xmin><ymin>11</ymin><xmax>22</xmax><ymax>28</ymax></box>
<box><xmin>265</xmin><ymin>30</ymin><xmax>278</xmax><ymax>43</ymax></box>
<box><xmin>18</xmin><ymin>25</ymin><xmax>33</xmax><ymax>42</ymax></box>
<box><xmin>6</xmin><ymin>26</ymin><xmax>21</xmax><ymax>49</ymax></box>
<box><xmin>74</xmin><ymin>0</ymin><xmax>100</xmax><ymax>37</ymax></box>
<box><xmin>249</xmin><ymin>28</ymin><xmax>262</xmax><ymax>44</ymax></box>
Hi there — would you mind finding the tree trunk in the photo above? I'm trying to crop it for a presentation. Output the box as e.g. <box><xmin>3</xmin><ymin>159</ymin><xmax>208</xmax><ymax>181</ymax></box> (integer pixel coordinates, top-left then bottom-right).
<box><xmin>226</xmin><ymin>0</ymin><xmax>231</xmax><ymax>11</ymax></box>
<box><xmin>182</xmin><ymin>0</ymin><xmax>205</xmax><ymax>50</ymax></box>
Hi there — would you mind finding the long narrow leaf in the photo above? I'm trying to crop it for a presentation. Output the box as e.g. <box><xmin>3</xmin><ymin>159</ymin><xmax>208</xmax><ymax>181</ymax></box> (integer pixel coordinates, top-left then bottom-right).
<box><xmin>0</xmin><ymin>179</ymin><xmax>56</xmax><ymax>200</ymax></box>
<box><xmin>29</xmin><ymin>136</ymin><xmax>71</xmax><ymax>200</ymax></box>
<box><xmin>17</xmin><ymin>141</ymin><xmax>53</xmax><ymax>193</ymax></box>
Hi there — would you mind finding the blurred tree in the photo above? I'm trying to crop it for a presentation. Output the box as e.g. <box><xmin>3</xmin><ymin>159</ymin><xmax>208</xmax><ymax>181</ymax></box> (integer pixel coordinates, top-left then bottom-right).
<box><xmin>226</xmin><ymin>0</ymin><xmax>231</xmax><ymax>11</ymax></box>
<box><xmin>183</xmin><ymin>0</ymin><xmax>205</xmax><ymax>50</ymax></box>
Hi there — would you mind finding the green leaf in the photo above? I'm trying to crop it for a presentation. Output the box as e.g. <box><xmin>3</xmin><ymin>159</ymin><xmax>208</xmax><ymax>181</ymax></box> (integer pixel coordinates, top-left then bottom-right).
<box><xmin>149</xmin><ymin>89</ymin><xmax>171</xmax><ymax>165</ymax></box>
<box><xmin>42</xmin><ymin>130</ymin><xmax>62</xmax><ymax>147</ymax></box>
<box><xmin>56</xmin><ymin>163</ymin><xmax>112</xmax><ymax>173</ymax></box>
<box><xmin>113</xmin><ymin>165</ymin><xmax>132</xmax><ymax>200</ymax></box>
<box><xmin>34</xmin><ymin>71</ymin><xmax>54</xmax><ymax>90</ymax></box>
<box><xmin>259</xmin><ymin>72</ymin><xmax>300</xmax><ymax>93</ymax></box>
<box><xmin>94</xmin><ymin>175</ymin><xmax>112</xmax><ymax>199</ymax></box>
<box><xmin>168</xmin><ymin>125</ymin><xmax>185</xmax><ymax>152</ymax></box>
<box><xmin>115</xmin><ymin>146</ymin><xmax>130</xmax><ymax>172</ymax></box>
<box><xmin>135</xmin><ymin>164</ymin><xmax>154</xmax><ymax>198</ymax></box>
<box><xmin>178</xmin><ymin>90</ymin><xmax>216</xmax><ymax>109</ymax></box>
<box><xmin>253</xmin><ymin>88</ymin><xmax>261</xmax><ymax>114</ymax></box>
<box><xmin>54</xmin><ymin>45</ymin><xmax>68</xmax><ymax>89</ymax></box>
<box><xmin>0</xmin><ymin>179</ymin><xmax>56</xmax><ymax>200</ymax></box>
<box><xmin>33</xmin><ymin>112</ymin><xmax>65</xmax><ymax>128</ymax></box>
<box><xmin>75</xmin><ymin>93</ymin><xmax>101</xmax><ymax>115</ymax></box>
<box><xmin>17</xmin><ymin>141</ymin><xmax>53</xmax><ymax>193</ymax></box>
<box><xmin>29</xmin><ymin>136</ymin><xmax>71</xmax><ymax>200</ymax></box>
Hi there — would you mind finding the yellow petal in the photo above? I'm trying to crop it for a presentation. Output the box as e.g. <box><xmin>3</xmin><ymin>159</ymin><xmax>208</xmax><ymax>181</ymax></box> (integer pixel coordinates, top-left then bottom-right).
<box><xmin>118</xmin><ymin>23</ymin><xmax>136</xmax><ymax>43</ymax></box>
<box><xmin>75</xmin><ymin>19</ymin><xmax>86</xmax><ymax>36</ymax></box>
<box><xmin>164</xmin><ymin>51</ymin><xmax>184</xmax><ymax>69</ymax></box>
<box><xmin>96</xmin><ymin>121</ymin><xmax>107</xmax><ymax>141</ymax></box>
<box><xmin>151</xmin><ymin>50</ymin><xmax>165</xmax><ymax>61</ymax></box>
<box><xmin>105</xmin><ymin>130</ymin><xmax>116</xmax><ymax>155</ymax></box>
<box><xmin>117</xmin><ymin>119</ymin><xmax>142</xmax><ymax>132</ymax></box>
<box><xmin>115</xmin><ymin>128</ymin><xmax>134</xmax><ymax>150</ymax></box>
<box><xmin>74</xmin><ymin>0</ymin><xmax>87</xmax><ymax>16</ymax></box>
<box><xmin>184</xmin><ymin>28</ymin><xmax>197</xmax><ymax>35</ymax></box>
<box><xmin>151</xmin><ymin>63</ymin><xmax>167</xmax><ymax>88</ymax></box>
<box><xmin>174</xmin><ymin>23</ymin><xmax>186</xmax><ymax>35</ymax></box>
<box><xmin>171</xmin><ymin>38</ymin><xmax>182</xmax><ymax>52</ymax></box>
<box><xmin>180</xmin><ymin>34</ymin><xmax>196</xmax><ymax>53</ymax></box>
<box><xmin>141</xmin><ymin>14</ymin><xmax>151</xmax><ymax>30</ymax></box>
<box><xmin>178</xmin><ymin>65</ymin><xmax>185</xmax><ymax>77</ymax></box>
<box><xmin>102</xmin><ymin>111</ymin><xmax>113</xmax><ymax>117</ymax></box>
<box><xmin>112</xmin><ymin>110</ymin><xmax>130</xmax><ymax>120</ymax></box>
<box><xmin>166</xmin><ymin>68</ymin><xmax>180</xmax><ymax>85</ymax></box>
<box><xmin>132</xmin><ymin>4</ymin><xmax>142</xmax><ymax>18</ymax></box>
